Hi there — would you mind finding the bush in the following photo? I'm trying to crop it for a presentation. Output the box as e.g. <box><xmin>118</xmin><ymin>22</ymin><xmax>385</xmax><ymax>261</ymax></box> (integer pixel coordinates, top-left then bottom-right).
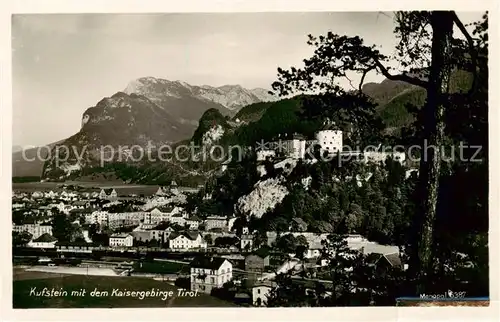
<box><xmin>210</xmin><ymin>287</ymin><xmax>235</xmax><ymax>301</ymax></box>
<box><xmin>175</xmin><ymin>277</ymin><xmax>190</xmax><ymax>290</ymax></box>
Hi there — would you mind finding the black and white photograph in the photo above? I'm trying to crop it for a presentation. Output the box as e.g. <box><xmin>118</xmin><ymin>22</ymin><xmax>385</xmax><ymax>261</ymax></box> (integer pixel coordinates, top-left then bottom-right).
<box><xmin>5</xmin><ymin>2</ymin><xmax>496</xmax><ymax>315</ymax></box>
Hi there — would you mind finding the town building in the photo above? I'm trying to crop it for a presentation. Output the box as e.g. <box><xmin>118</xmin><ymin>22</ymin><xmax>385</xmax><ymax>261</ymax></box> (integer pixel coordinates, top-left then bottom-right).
<box><xmin>99</xmin><ymin>188</ymin><xmax>118</xmax><ymax>201</ymax></box>
<box><xmin>169</xmin><ymin>213</ymin><xmax>187</xmax><ymax>226</ymax></box>
<box><xmin>43</xmin><ymin>190</ymin><xmax>58</xmax><ymax>199</ymax></box>
<box><xmin>190</xmin><ymin>256</ymin><xmax>233</xmax><ymax>294</ymax></box>
<box><xmin>27</xmin><ymin>233</ymin><xmax>57</xmax><ymax>248</ymax></box>
<box><xmin>185</xmin><ymin>215</ymin><xmax>202</xmax><ymax>230</ymax></box>
<box><xmin>260</xmin><ymin>130</ymin><xmax>343</xmax><ymax>161</ymax></box>
<box><xmin>31</xmin><ymin>191</ymin><xmax>44</xmax><ymax>199</ymax></box>
<box><xmin>315</xmin><ymin>129</ymin><xmax>343</xmax><ymax>155</ymax></box>
<box><xmin>241</xmin><ymin>234</ymin><xmax>254</xmax><ymax>251</ymax></box>
<box><xmin>131</xmin><ymin>228</ymin><xmax>169</xmax><ymax>244</ymax></box>
<box><xmin>275</xmin><ymin>133</ymin><xmax>307</xmax><ymax>159</ymax></box>
<box><xmin>56</xmin><ymin>241</ymin><xmax>96</xmax><ymax>253</ymax></box>
<box><xmin>145</xmin><ymin>207</ymin><xmax>168</xmax><ymax>224</ymax></box>
<box><xmin>144</xmin><ymin>206</ymin><xmax>184</xmax><ymax>224</ymax></box>
<box><xmin>109</xmin><ymin>233</ymin><xmax>134</xmax><ymax>247</ymax></box>
<box><xmin>13</xmin><ymin>224</ymin><xmax>53</xmax><ymax>239</ymax></box>
<box><xmin>155</xmin><ymin>186</ymin><xmax>167</xmax><ymax>196</ymax></box>
<box><xmin>205</xmin><ymin>216</ymin><xmax>227</xmax><ymax>231</ymax></box>
<box><xmin>107</xmin><ymin>212</ymin><xmax>145</xmax><ymax>229</ymax></box>
<box><xmin>84</xmin><ymin>211</ymin><xmax>108</xmax><ymax>226</ymax></box>
<box><xmin>245</xmin><ymin>250</ymin><xmax>271</xmax><ymax>275</ymax></box>
<box><xmin>252</xmin><ymin>281</ymin><xmax>275</xmax><ymax>306</ymax></box>
<box><xmin>168</xmin><ymin>231</ymin><xmax>207</xmax><ymax>251</ymax></box>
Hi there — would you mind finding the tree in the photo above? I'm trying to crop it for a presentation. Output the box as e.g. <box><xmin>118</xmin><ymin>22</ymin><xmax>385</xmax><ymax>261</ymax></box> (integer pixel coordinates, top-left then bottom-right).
<box><xmin>12</xmin><ymin>231</ymin><xmax>32</xmax><ymax>247</ymax></box>
<box><xmin>214</xmin><ymin>236</ymin><xmax>238</xmax><ymax>248</ymax></box>
<box><xmin>275</xmin><ymin>234</ymin><xmax>298</xmax><ymax>255</ymax></box>
<box><xmin>266</xmin><ymin>272</ymin><xmax>316</xmax><ymax>307</ymax></box>
<box><xmin>148</xmin><ymin>238</ymin><xmax>159</xmax><ymax>248</ymax></box>
<box><xmin>270</xmin><ymin>10</ymin><xmax>484</xmax><ymax>293</ymax></box>
<box><xmin>346</xmin><ymin>204</ymin><xmax>363</xmax><ymax>233</ymax></box>
<box><xmin>295</xmin><ymin>235</ymin><xmax>309</xmax><ymax>260</ymax></box>
<box><xmin>88</xmin><ymin>223</ymin><xmax>100</xmax><ymax>240</ymax></box>
<box><xmin>51</xmin><ymin>212</ymin><xmax>75</xmax><ymax>242</ymax></box>
<box><xmin>267</xmin><ymin>233</ymin><xmax>405</xmax><ymax>306</ymax></box>
<box><xmin>204</xmin><ymin>234</ymin><xmax>213</xmax><ymax>245</ymax></box>
<box><xmin>73</xmin><ymin>236</ymin><xmax>86</xmax><ymax>243</ymax></box>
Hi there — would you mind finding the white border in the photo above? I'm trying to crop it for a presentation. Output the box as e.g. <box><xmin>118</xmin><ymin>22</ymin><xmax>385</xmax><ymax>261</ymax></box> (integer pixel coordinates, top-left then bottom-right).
<box><xmin>1</xmin><ymin>1</ymin><xmax>499</xmax><ymax>321</ymax></box>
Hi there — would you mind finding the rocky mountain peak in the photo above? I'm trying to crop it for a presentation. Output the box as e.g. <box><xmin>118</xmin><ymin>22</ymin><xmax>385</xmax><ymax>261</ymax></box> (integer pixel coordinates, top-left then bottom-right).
<box><xmin>123</xmin><ymin>77</ymin><xmax>277</xmax><ymax>111</ymax></box>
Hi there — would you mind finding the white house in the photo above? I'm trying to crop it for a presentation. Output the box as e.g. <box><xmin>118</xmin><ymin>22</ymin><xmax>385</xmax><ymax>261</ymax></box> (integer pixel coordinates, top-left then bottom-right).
<box><xmin>99</xmin><ymin>188</ymin><xmax>118</xmax><ymax>201</ymax></box>
<box><xmin>144</xmin><ymin>206</ymin><xmax>185</xmax><ymax>224</ymax></box>
<box><xmin>185</xmin><ymin>216</ymin><xmax>202</xmax><ymax>230</ymax></box>
<box><xmin>85</xmin><ymin>211</ymin><xmax>108</xmax><ymax>225</ymax></box>
<box><xmin>241</xmin><ymin>234</ymin><xmax>254</xmax><ymax>251</ymax></box>
<box><xmin>190</xmin><ymin>257</ymin><xmax>233</xmax><ymax>294</ymax></box>
<box><xmin>109</xmin><ymin>233</ymin><xmax>134</xmax><ymax>247</ymax></box>
<box><xmin>108</xmin><ymin>212</ymin><xmax>145</xmax><ymax>222</ymax></box>
<box><xmin>168</xmin><ymin>232</ymin><xmax>207</xmax><ymax>251</ymax></box>
<box><xmin>27</xmin><ymin>233</ymin><xmax>57</xmax><ymax>248</ymax></box>
<box><xmin>145</xmin><ymin>208</ymin><xmax>169</xmax><ymax>224</ymax></box>
<box><xmin>205</xmin><ymin>216</ymin><xmax>227</xmax><ymax>231</ymax></box>
<box><xmin>13</xmin><ymin>224</ymin><xmax>53</xmax><ymax>239</ymax></box>
<box><xmin>252</xmin><ymin>281</ymin><xmax>275</xmax><ymax>306</ymax></box>
<box><xmin>169</xmin><ymin>213</ymin><xmax>187</xmax><ymax>226</ymax></box>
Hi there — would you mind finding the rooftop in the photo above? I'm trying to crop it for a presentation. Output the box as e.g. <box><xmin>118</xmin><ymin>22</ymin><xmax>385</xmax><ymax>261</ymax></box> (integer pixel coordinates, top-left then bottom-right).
<box><xmin>250</xmin><ymin>246</ymin><xmax>271</xmax><ymax>258</ymax></box>
<box><xmin>188</xmin><ymin>215</ymin><xmax>202</xmax><ymax>222</ymax></box>
<box><xmin>110</xmin><ymin>233</ymin><xmax>131</xmax><ymax>238</ymax></box>
<box><xmin>190</xmin><ymin>256</ymin><xmax>228</xmax><ymax>270</ymax></box>
<box><xmin>33</xmin><ymin>233</ymin><xmax>57</xmax><ymax>243</ymax></box>
<box><xmin>169</xmin><ymin>231</ymin><xmax>200</xmax><ymax>241</ymax></box>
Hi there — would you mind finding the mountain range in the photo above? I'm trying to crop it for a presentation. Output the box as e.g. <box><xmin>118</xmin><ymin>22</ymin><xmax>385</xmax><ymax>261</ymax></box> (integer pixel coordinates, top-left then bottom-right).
<box><xmin>15</xmin><ymin>72</ymin><xmax>469</xmax><ymax>181</ymax></box>
<box><xmin>13</xmin><ymin>77</ymin><xmax>278</xmax><ymax>178</ymax></box>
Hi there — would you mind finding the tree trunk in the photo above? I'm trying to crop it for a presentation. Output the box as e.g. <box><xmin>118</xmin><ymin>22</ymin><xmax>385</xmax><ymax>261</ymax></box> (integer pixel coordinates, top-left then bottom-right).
<box><xmin>413</xmin><ymin>11</ymin><xmax>454</xmax><ymax>294</ymax></box>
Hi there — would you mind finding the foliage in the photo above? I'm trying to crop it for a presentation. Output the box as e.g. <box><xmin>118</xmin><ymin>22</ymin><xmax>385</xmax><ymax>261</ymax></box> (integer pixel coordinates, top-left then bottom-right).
<box><xmin>51</xmin><ymin>212</ymin><xmax>78</xmax><ymax>243</ymax></box>
<box><xmin>267</xmin><ymin>234</ymin><xmax>406</xmax><ymax>306</ymax></box>
<box><xmin>214</xmin><ymin>236</ymin><xmax>238</xmax><ymax>248</ymax></box>
<box><xmin>192</xmin><ymin>108</ymin><xmax>229</xmax><ymax>145</ymax></box>
<box><xmin>12</xmin><ymin>231</ymin><xmax>33</xmax><ymax>247</ymax></box>
<box><xmin>233</xmin><ymin>101</ymin><xmax>274</xmax><ymax>123</ymax></box>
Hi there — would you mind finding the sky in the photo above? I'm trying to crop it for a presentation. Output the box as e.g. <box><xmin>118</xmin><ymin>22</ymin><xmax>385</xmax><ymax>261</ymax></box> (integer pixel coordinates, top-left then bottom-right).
<box><xmin>12</xmin><ymin>12</ymin><xmax>483</xmax><ymax>148</ymax></box>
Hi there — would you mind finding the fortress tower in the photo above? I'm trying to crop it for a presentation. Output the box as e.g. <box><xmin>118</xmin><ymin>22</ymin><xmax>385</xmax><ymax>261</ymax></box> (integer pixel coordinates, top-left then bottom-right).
<box><xmin>315</xmin><ymin>130</ymin><xmax>343</xmax><ymax>154</ymax></box>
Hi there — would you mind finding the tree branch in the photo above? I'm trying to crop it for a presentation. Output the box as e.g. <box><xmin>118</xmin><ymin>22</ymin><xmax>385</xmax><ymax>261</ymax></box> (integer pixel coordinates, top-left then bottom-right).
<box><xmin>452</xmin><ymin>11</ymin><xmax>478</xmax><ymax>94</ymax></box>
<box><xmin>344</xmin><ymin>74</ymin><xmax>357</xmax><ymax>91</ymax></box>
<box><xmin>372</xmin><ymin>58</ymin><xmax>428</xmax><ymax>88</ymax></box>
<box><xmin>359</xmin><ymin>66</ymin><xmax>377</xmax><ymax>93</ymax></box>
